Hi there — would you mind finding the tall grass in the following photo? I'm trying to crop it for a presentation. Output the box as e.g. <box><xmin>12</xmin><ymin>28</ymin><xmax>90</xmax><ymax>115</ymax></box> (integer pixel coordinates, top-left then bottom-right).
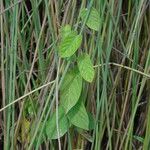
<box><xmin>0</xmin><ymin>0</ymin><xmax>150</xmax><ymax>149</ymax></box>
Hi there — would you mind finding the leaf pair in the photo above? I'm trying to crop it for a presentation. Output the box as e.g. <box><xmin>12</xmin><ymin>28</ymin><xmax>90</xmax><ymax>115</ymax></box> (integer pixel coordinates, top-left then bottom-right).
<box><xmin>45</xmin><ymin>101</ymin><xmax>95</xmax><ymax>140</ymax></box>
<box><xmin>60</xmin><ymin>58</ymin><xmax>94</xmax><ymax>114</ymax></box>
<box><xmin>58</xmin><ymin>7</ymin><xmax>100</xmax><ymax>58</ymax></box>
<box><xmin>58</xmin><ymin>23</ymin><xmax>95</xmax><ymax>83</ymax></box>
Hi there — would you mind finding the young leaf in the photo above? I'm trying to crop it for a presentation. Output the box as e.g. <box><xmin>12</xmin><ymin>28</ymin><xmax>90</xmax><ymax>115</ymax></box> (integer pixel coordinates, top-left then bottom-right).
<box><xmin>67</xmin><ymin>100</ymin><xmax>91</xmax><ymax>130</ymax></box>
<box><xmin>58</xmin><ymin>33</ymin><xmax>82</xmax><ymax>58</ymax></box>
<box><xmin>46</xmin><ymin>106</ymin><xmax>69</xmax><ymax>139</ymax></box>
<box><xmin>60</xmin><ymin>68</ymin><xmax>82</xmax><ymax>113</ymax></box>
<box><xmin>77</xmin><ymin>53</ymin><xmax>95</xmax><ymax>82</ymax></box>
<box><xmin>80</xmin><ymin>7</ymin><xmax>100</xmax><ymax>31</ymax></box>
<box><xmin>60</xmin><ymin>25</ymin><xmax>72</xmax><ymax>38</ymax></box>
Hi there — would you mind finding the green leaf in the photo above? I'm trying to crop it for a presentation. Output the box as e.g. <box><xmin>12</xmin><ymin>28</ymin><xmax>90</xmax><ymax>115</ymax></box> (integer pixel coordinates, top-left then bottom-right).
<box><xmin>77</xmin><ymin>53</ymin><xmax>95</xmax><ymax>82</ymax></box>
<box><xmin>46</xmin><ymin>106</ymin><xmax>69</xmax><ymax>139</ymax></box>
<box><xmin>58</xmin><ymin>28</ymin><xmax>82</xmax><ymax>58</ymax></box>
<box><xmin>80</xmin><ymin>7</ymin><xmax>100</xmax><ymax>31</ymax></box>
<box><xmin>60</xmin><ymin>68</ymin><xmax>82</xmax><ymax>113</ymax></box>
<box><xmin>67</xmin><ymin>100</ymin><xmax>91</xmax><ymax>130</ymax></box>
<box><xmin>133</xmin><ymin>135</ymin><xmax>144</xmax><ymax>143</ymax></box>
<box><xmin>60</xmin><ymin>24</ymin><xmax>72</xmax><ymax>38</ymax></box>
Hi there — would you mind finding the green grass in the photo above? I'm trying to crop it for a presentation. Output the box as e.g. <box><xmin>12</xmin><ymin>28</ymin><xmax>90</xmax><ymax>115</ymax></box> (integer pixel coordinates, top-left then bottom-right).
<box><xmin>0</xmin><ymin>0</ymin><xmax>150</xmax><ymax>149</ymax></box>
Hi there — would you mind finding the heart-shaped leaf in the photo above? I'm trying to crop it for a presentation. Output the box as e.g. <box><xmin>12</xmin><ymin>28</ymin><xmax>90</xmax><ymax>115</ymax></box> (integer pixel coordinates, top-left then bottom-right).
<box><xmin>46</xmin><ymin>106</ymin><xmax>69</xmax><ymax>139</ymax></box>
<box><xmin>67</xmin><ymin>100</ymin><xmax>91</xmax><ymax>130</ymax></box>
<box><xmin>77</xmin><ymin>53</ymin><xmax>95</xmax><ymax>82</ymax></box>
<box><xmin>80</xmin><ymin>8</ymin><xmax>100</xmax><ymax>31</ymax></box>
<box><xmin>60</xmin><ymin>68</ymin><xmax>82</xmax><ymax>113</ymax></box>
<box><xmin>58</xmin><ymin>26</ymin><xmax>82</xmax><ymax>58</ymax></box>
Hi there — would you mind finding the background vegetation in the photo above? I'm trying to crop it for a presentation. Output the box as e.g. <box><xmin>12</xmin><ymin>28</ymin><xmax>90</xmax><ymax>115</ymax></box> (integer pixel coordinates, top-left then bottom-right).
<box><xmin>0</xmin><ymin>0</ymin><xmax>150</xmax><ymax>149</ymax></box>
